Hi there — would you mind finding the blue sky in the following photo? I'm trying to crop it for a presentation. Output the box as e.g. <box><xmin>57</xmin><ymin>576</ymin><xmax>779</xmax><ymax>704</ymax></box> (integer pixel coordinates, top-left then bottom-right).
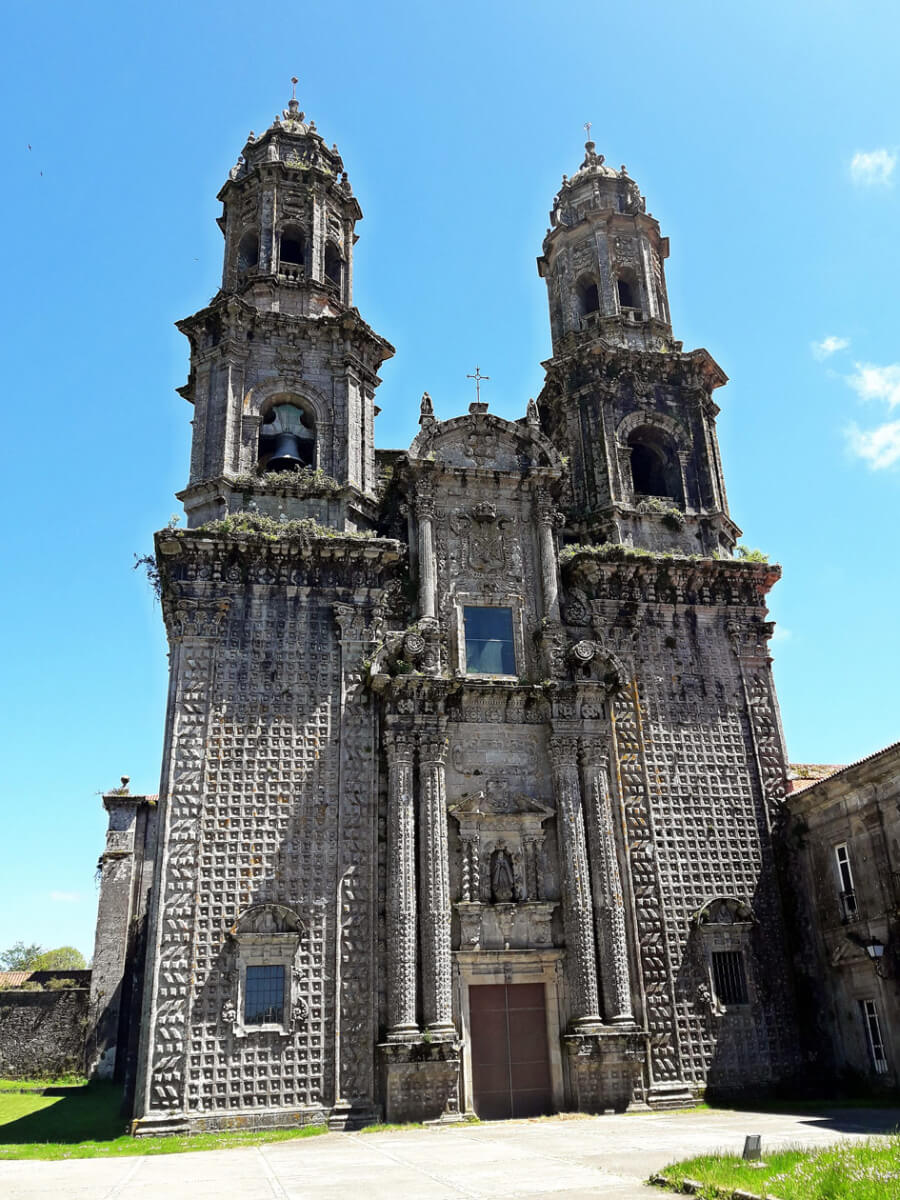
<box><xmin>1</xmin><ymin>0</ymin><xmax>898</xmax><ymax>959</ymax></box>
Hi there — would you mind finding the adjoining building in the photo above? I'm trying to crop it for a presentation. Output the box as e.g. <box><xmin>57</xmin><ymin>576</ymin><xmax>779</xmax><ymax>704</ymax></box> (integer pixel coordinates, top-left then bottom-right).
<box><xmin>786</xmin><ymin>744</ymin><xmax>900</xmax><ymax>1091</ymax></box>
<box><xmin>87</xmin><ymin>90</ymin><xmax>806</xmax><ymax>1133</ymax></box>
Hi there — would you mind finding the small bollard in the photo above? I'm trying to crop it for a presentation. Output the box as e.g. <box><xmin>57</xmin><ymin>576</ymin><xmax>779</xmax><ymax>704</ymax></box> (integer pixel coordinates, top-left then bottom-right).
<box><xmin>742</xmin><ymin>1134</ymin><xmax>762</xmax><ymax>1161</ymax></box>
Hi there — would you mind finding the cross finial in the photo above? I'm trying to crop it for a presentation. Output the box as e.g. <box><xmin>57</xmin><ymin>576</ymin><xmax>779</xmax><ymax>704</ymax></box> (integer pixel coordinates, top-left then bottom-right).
<box><xmin>291</xmin><ymin>76</ymin><xmax>298</xmax><ymax>100</ymax></box>
<box><xmin>466</xmin><ymin>365</ymin><xmax>490</xmax><ymax>406</ymax></box>
<box><xmin>584</xmin><ymin>120</ymin><xmax>592</xmax><ymax>142</ymax></box>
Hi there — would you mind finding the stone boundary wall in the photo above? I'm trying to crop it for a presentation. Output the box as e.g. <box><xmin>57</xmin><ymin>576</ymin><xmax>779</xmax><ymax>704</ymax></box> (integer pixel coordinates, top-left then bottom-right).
<box><xmin>0</xmin><ymin>988</ymin><xmax>90</xmax><ymax>1078</ymax></box>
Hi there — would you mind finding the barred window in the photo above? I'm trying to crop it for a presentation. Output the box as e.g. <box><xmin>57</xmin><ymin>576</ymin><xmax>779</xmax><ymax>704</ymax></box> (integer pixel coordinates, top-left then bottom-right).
<box><xmin>860</xmin><ymin>999</ymin><xmax>889</xmax><ymax>1074</ymax></box>
<box><xmin>711</xmin><ymin>950</ymin><xmax>748</xmax><ymax>1006</ymax></box>
<box><xmin>244</xmin><ymin>965</ymin><xmax>285</xmax><ymax>1025</ymax></box>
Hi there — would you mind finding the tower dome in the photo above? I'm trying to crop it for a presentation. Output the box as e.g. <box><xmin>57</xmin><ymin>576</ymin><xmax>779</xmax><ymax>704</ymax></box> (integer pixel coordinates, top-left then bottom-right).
<box><xmin>538</xmin><ymin>136</ymin><xmax>676</xmax><ymax>354</ymax></box>
<box><xmin>216</xmin><ymin>83</ymin><xmax>359</xmax><ymax>312</ymax></box>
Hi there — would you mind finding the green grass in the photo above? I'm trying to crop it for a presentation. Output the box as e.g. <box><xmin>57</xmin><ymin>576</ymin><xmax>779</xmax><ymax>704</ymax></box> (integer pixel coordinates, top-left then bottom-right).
<box><xmin>0</xmin><ymin>1082</ymin><xmax>329</xmax><ymax>1160</ymax></box>
<box><xmin>655</xmin><ymin>1133</ymin><xmax>900</xmax><ymax>1199</ymax></box>
<box><xmin>0</xmin><ymin>1075</ymin><xmax>87</xmax><ymax>1092</ymax></box>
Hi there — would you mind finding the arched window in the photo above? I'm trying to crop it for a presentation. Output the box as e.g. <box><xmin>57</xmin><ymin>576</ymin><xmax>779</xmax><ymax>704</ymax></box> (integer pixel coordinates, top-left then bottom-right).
<box><xmin>324</xmin><ymin>242</ymin><xmax>343</xmax><ymax>289</ymax></box>
<box><xmin>576</xmin><ymin>277</ymin><xmax>600</xmax><ymax>316</ymax></box>
<box><xmin>279</xmin><ymin>225</ymin><xmax>306</xmax><ymax>268</ymax></box>
<box><xmin>237</xmin><ymin>230</ymin><xmax>259</xmax><ymax>272</ymax></box>
<box><xmin>628</xmin><ymin>428</ymin><xmax>682</xmax><ymax>503</ymax></box>
<box><xmin>617</xmin><ymin>275</ymin><xmax>637</xmax><ymax>309</ymax></box>
<box><xmin>258</xmin><ymin>402</ymin><xmax>316</xmax><ymax>471</ymax></box>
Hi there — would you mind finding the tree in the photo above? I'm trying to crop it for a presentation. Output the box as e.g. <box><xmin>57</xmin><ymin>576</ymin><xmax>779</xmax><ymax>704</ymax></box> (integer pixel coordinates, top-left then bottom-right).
<box><xmin>31</xmin><ymin>947</ymin><xmax>87</xmax><ymax>971</ymax></box>
<box><xmin>0</xmin><ymin>942</ymin><xmax>45</xmax><ymax>971</ymax></box>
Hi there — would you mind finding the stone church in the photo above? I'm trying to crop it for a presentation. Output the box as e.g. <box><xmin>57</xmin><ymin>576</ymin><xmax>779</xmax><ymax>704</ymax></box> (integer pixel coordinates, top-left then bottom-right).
<box><xmin>88</xmin><ymin>91</ymin><xmax>801</xmax><ymax>1134</ymax></box>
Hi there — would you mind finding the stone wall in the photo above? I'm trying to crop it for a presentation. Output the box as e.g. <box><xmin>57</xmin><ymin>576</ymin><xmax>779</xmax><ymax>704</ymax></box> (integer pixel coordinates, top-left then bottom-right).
<box><xmin>785</xmin><ymin>743</ymin><xmax>900</xmax><ymax>1092</ymax></box>
<box><xmin>0</xmin><ymin>988</ymin><xmax>89</xmax><ymax>1078</ymax></box>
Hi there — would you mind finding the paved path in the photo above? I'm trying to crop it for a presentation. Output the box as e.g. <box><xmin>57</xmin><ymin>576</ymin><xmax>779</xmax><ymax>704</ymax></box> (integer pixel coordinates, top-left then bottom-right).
<box><xmin>1</xmin><ymin>1107</ymin><xmax>898</xmax><ymax>1199</ymax></box>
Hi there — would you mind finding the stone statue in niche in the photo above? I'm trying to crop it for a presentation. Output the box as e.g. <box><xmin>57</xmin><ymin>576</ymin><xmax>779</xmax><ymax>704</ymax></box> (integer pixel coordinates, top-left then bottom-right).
<box><xmin>490</xmin><ymin>845</ymin><xmax>517</xmax><ymax>903</ymax></box>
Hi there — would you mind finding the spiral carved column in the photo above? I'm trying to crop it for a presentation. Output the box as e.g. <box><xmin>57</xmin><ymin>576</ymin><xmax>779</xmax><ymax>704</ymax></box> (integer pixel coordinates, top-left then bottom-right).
<box><xmin>549</xmin><ymin>734</ymin><xmax>603</xmax><ymax>1031</ymax></box>
<box><xmin>385</xmin><ymin>731</ymin><xmax>419</xmax><ymax>1040</ymax></box>
<box><xmin>581</xmin><ymin>743</ymin><xmax>634</xmax><ymax>1025</ymax></box>
<box><xmin>418</xmin><ymin>729</ymin><xmax>455</xmax><ymax>1036</ymax></box>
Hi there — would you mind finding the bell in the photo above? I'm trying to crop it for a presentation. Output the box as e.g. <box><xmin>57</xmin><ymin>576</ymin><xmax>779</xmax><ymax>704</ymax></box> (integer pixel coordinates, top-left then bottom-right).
<box><xmin>265</xmin><ymin>432</ymin><xmax>304</xmax><ymax>472</ymax></box>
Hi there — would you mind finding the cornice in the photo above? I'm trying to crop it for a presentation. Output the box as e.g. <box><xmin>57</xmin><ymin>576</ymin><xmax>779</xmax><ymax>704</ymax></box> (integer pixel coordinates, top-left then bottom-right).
<box><xmin>562</xmin><ymin>548</ymin><xmax>780</xmax><ymax>608</ymax></box>
<box><xmin>540</xmin><ymin>342</ymin><xmax>727</xmax><ymax>393</ymax></box>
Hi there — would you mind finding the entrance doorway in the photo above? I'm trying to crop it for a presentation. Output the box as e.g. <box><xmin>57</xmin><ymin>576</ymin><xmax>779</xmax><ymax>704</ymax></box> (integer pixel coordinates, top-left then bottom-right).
<box><xmin>468</xmin><ymin>982</ymin><xmax>553</xmax><ymax>1119</ymax></box>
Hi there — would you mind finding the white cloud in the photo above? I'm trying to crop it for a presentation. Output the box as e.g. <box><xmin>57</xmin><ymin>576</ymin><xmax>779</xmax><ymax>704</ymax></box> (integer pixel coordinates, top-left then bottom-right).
<box><xmin>846</xmin><ymin>420</ymin><xmax>900</xmax><ymax>470</ymax></box>
<box><xmin>50</xmin><ymin>890</ymin><xmax>82</xmax><ymax>904</ymax></box>
<box><xmin>771</xmin><ymin>626</ymin><xmax>792</xmax><ymax>643</ymax></box>
<box><xmin>850</xmin><ymin>148</ymin><xmax>896</xmax><ymax>186</ymax></box>
<box><xmin>811</xmin><ymin>335</ymin><xmax>849</xmax><ymax>359</ymax></box>
<box><xmin>847</xmin><ymin>362</ymin><xmax>900</xmax><ymax>409</ymax></box>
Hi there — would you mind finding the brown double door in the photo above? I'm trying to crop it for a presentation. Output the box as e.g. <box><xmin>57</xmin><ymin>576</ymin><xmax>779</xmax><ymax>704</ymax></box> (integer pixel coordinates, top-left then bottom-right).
<box><xmin>469</xmin><ymin>982</ymin><xmax>553</xmax><ymax>1120</ymax></box>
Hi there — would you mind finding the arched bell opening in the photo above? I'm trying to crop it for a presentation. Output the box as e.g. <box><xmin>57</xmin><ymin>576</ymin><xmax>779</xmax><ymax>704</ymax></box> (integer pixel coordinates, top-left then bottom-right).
<box><xmin>628</xmin><ymin>427</ymin><xmax>683</xmax><ymax>504</ymax></box>
<box><xmin>278</xmin><ymin>224</ymin><xmax>306</xmax><ymax>271</ymax></box>
<box><xmin>616</xmin><ymin>270</ymin><xmax>641</xmax><ymax>315</ymax></box>
<box><xmin>258</xmin><ymin>401</ymin><xmax>317</xmax><ymax>472</ymax></box>
<box><xmin>324</xmin><ymin>242</ymin><xmax>343</xmax><ymax>290</ymax></box>
<box><xmin>237</xmin><ymin>229</ymin><xmax>259</xmax><ymax>273</ymax></box>
<box><xmin>575</xmin><ymin>275</ymin><xmax>600</xmax><ymax>317</ymax></box>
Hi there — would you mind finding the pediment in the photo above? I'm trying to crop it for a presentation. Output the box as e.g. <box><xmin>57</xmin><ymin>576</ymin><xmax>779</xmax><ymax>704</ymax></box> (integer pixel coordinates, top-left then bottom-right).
<box><xmin>448</xmin><ymin>789</ymin><xmax>554</xmax><ymax>819</ymax></box>
<box><xmin>409</xmin><ymin>412</ymin><xmax>561</xmax><ymax>472</ymax></box>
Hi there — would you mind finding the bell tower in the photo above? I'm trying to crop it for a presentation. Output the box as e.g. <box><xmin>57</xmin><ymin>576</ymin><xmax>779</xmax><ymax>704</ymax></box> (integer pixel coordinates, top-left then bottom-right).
<box><xmin>537</xmin><ymin>137</ymin><xmax>739</xmax><ymax>556</ymax></box>
<box><xmin>177</xmin><ymin>85</ymin><xmax>394</xmax><ymax>529</ymax></box>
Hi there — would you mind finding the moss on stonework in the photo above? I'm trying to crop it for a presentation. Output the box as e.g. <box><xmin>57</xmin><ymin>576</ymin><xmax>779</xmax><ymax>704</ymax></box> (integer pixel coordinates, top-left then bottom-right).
<box><xmin>560</xmin><ymin>542</ymin><xmax>771</xmax><ymax>568</ymax></box>
<box><xmin>229</xmin><ymin>467</ymin><xmax>343</xmax><ymax>497</ymax></box>
<box><xmin>196</xmin><ymin>512</ymin><xmax>377</xmax><ymax>543</ymax></box>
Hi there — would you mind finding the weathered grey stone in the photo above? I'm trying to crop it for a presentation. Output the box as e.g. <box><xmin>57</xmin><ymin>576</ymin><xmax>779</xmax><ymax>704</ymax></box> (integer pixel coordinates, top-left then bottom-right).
<box><xmin>88</xmin><ymin>93</ymin><xmax>805</xmax><ymax>1133</ymax></box>
<box><xmin>786</xmin><ymin>743</ymin><xmax>900</xmax><ymax>1091</ymax></box>
<box><xmin>0</xmin><ymin>988</ymin><xmax>89</xmax><ymax>1079</ymax></box>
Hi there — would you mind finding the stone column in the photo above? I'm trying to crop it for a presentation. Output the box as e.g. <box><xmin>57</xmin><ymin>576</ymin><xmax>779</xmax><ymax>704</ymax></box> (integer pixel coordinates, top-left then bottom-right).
<box><xmin>459</xmin><ymin>833</ymin><xmax>480</xmax><ymax>903</ymax></box>
<box><xmin>385</xmin><ymin>731</ymin><xmax>418</xmax><ymax>1040</ymax></box>
<box><xmin>536</xmin><ymin>491</ymin><xmax>562</xmax><ymax>622</ymax></box>
<box><xmin>581</xmin><ymin>744</ymin><xmax>634</xmax><ymax>1025</ymax></box>
<box><xmin>418</xmin><ymin>730</ymin><xmax>455</xmax><ymax>1036</ymax></box>
<box><xmin>549</xmin><ymin>735</ymin><xmax>602</xmax><ymax>1030</ymax></box>
<box><xmin>416</xmin><ymin>487</ymin><xmax>437</xmax><ymax>620</ymax></box>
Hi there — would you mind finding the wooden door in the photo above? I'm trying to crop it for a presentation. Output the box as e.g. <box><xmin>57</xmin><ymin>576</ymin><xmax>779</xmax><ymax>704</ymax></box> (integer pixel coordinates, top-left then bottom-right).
<box><xmin>469</xmin><ymin>982</ymin><xmax>553</xmax><ymax>1119</ymax></box>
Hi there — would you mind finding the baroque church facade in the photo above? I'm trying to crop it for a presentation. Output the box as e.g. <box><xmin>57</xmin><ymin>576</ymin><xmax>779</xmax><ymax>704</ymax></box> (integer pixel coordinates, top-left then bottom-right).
<box><xmin>89</xmin><ymin>92</ymin><xmax>801</xmax><ymax>1133</ymax></box>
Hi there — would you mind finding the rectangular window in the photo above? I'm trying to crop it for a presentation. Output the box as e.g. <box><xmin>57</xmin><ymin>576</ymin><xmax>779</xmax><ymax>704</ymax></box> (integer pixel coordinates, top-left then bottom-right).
<box><xmin>711</xmin><ymin>950</ymin><xmax>749</xmax><ymax>1006</ymax></box>
<box><xmin>860</xmin><ymin>999</ymin><xmax>889</xmax><ymax>1073</ymax></box>
<box><xmin>244</xmin><ymin>965</ymin><xmax>285</xmax><ymax>1026</ymax></box>
<box><xmin>464</xmin><ymin>606</ymin><xmax>516</xmax><ymax>675</ymax></box>
<box><xmin>835</xmin><ymin>843</ymin><xmax>858</xmax><ymax>919</ymax></box>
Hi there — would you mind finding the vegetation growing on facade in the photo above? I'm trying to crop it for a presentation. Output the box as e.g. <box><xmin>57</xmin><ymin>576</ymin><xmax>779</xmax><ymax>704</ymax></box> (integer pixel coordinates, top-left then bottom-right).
<box><xmin>230</xmin><ymin>466</ymin><xmax>343</xmax><ymax>497</ymax></box>
<box><xmin>198</xmin><ymin>511</ymin><xmax>377</xmax><ymax>542</ymax></box>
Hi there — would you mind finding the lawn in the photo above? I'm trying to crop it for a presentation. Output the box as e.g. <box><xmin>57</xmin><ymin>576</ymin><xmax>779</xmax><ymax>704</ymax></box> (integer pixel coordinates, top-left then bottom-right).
<box><xmin>0</xmin><ymin>1082</ymin><xmax>328</xmax><ymax>1160</ymax></box>
<box><xmin>654</xmin><ymin>1133</ymin><xmax>900</xmax><ymax>1199</ymax></box>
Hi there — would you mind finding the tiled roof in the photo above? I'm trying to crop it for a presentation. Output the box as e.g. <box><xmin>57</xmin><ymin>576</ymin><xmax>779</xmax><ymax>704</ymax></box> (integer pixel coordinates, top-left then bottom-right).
<box><xmin>786</xmin><ymin>764</ymin><xmax>846</xmax><ymax>794</ymax></box>
<box><xmin>0</xmin><ymin>971</ymin><xmax>33</xmax><ymax>987</ymax></box>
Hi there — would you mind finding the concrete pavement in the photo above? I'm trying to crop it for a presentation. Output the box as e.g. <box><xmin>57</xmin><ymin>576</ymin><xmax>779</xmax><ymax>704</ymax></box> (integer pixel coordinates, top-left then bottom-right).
<box><xmin>1</xmin><ymin>1106</ymin><xmax>898</xmax><ymax>1199</ymax></box>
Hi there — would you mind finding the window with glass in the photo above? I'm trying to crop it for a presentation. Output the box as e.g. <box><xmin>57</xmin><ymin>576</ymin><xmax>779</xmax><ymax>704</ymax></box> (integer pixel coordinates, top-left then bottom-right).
<box><xmin>244</xmin><ymin>965</ymin><xmax>285</xmax><ymax>1025</ymax></box>
<box><xmin>711</xmin><ymin>950</ymin><xmax>749</xmax><ymax>1006</ymax></box>
<box><xmin>834</xmin><ymin>843</ymin><xmax>858</xmax><ymax>920</ymax></box>
<box><xmin>463</xmin><ymin>606</ymin><xmax>516</xmax><ymax>675</ymax></box>
<box><xmin>860</xmin><ymin>999</ymin><xmax>888</xmax><ymax>1073</ymax></box>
